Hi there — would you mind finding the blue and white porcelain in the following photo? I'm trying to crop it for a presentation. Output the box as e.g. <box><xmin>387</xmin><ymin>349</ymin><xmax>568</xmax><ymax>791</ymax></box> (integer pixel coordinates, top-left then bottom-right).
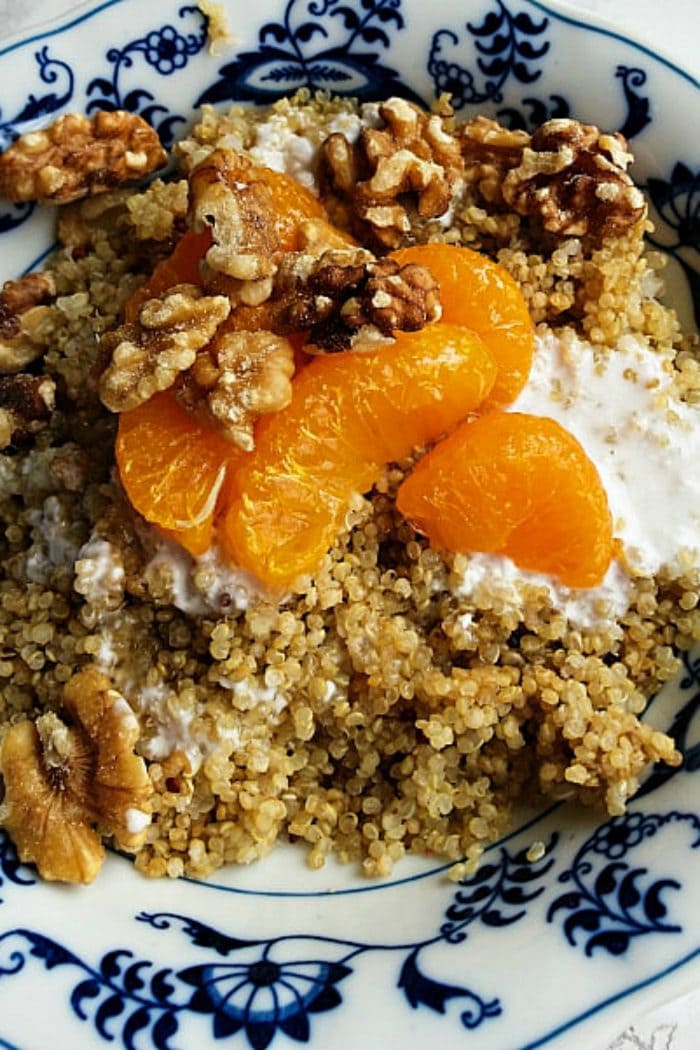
<box><xmin>0</xmin><ymin>2</ymin><xmax>698</xmax><ymax>1048</ymax></box>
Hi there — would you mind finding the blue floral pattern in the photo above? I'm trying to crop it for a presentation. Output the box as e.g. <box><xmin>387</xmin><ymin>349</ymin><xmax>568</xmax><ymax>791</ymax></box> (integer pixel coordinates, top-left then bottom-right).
<box><xmin>0</xmin><ymin>831</ymin><xmax>34</xmax><ymax>905</ymax></box>
<box><xmin>86</xmin><ymin>5</ymin><xmax>208</xmax><ymax>146</ymax></box>
<box><xmin>547</xmin><ymin>811</ymin><xmax>700</xmax><ymax>957</ymax></box>
<box><xmin>428</xmin><ymin>1</ymin><xmax>552</xmax><ymax>111</ymax></box>
<box><xmin>0</xmin><ymin>840</ymin><xmax>556</xmax><ymax>1049</ymax></box>
<box><xmin>196</xmin><ymin>0</ymin><xmax>423</xmax><ymax>106</ymax></box>
<box><xmin>644</xmin><ymin>164</ymin><xmax>700</xmax><ymax>327</ymax></box>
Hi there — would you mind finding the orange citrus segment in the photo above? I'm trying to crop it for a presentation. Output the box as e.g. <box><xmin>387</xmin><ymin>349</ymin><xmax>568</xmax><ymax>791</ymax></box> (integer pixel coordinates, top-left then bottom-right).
<box><xmin>390</xmin><ymin>244</ymin><xmax>534</xmax><ymax>410</ymax></box>
<box><xmin>125</xmin><ymin>229</ymin><xmax>211</xmax><ymax>322</ymax></box>
<box><xmin>116</xmin><ymin>391</ymin><xmax>238</xmax><ymax>534</ymax></box>
<box><xmin>222</xmin><ymin>323</ymin><xmax>497</xmax><ymax>589</ymax></box>
<box><xmin>255</xmin><ymin>168</ymin><xmax>328</xmax><ymax>252</ymax></box>
<box><xmin>396</xmin><ymin>412</ymin><xmax>613</xmax><ymax>588</ymax></box>
<box><xmin>158</xmin><ymin>520</ymin><xmax>213</xmax><ymax>558</ymax></box>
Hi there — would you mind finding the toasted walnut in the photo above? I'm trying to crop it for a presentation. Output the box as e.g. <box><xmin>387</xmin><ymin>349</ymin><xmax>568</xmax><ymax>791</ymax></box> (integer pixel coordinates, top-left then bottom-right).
<box><xmin>277</xmin><ymin>250</ymin><xmax>442</xmax><ymax>352</ymax></box>
<box><xmin>0</xmin><ymin>666</ymin><xmax>151</xmax><ymax>884</ymax></box>
<box><xmin>177</xmin><ymin>330</ymin><xmax>295</xmax><ymax>450</ymax></box>
<box><xmin>0</xmin><ymin>373</ymin><xmax>56</xmax><ymax>449</ymax></box>
<box><xmin>501</xmin><ymin>119</ymin><xmax>646</xmax><ymax>241</ymax></box>
<box><xmin>188</xmin><ymin>148</ymin><xmax>277</xmax><ymax>283</ymax></box>
<box><xmin>98</xmin><ymin>283</ymin><xmax>230</xmax><ymax>412</ymax></box>
<box><xmin>320</xmin><ymin>96</ymin><xmax>464</xmax><ymax>249</ymax></box>
<box><xmin>459</xmin><ymin>116</ymin><xmax>530</xmax><ymax>204</ymax></box>
<box><xmin>0</xmin><ymin>271</ymin><xmax>55</xmax><ymax>373</ymax></box>
<box><xmin>0</xmin><ymin>110</ymin><xmax>167</xmax><ymax>205</ymax></box>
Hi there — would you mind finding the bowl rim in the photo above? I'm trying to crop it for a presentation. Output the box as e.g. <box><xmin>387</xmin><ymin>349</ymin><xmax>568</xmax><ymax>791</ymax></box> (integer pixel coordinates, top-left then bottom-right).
<box><xmin>0</xmin><ymin>0</ymin><xmax>697</xmax><ymax>91</ymax></box>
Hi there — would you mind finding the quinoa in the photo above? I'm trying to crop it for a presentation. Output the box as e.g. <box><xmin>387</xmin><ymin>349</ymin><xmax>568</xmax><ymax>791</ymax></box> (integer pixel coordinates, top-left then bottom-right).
<box><xmin>0</xmin><ymin>94</ymin><xmax>698</xmax><ymax>882</ymax></box>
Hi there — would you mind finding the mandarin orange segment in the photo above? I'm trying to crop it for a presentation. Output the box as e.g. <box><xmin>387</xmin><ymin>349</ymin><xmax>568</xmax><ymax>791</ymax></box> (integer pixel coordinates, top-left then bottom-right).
<box><xmin>255</xmin><ymin>168</ymin><xmax>328</xmax><ymax>252</ymax></box>
<box><xmin>116</xmin><ymin>391</ymin><xmax>238</xmax><ymax>535</ymax></box>
<box><xmin>158</xmin><ymin>520</ymin><xmax>213</xmax><ymax>558</ymax></box>
<box><xmin>396</xmin><ymin>412</ymin><xmax>613</xmax><ymax>588</ymax></box>
<box><xmin>125</xmin><ymin>229</ymin><xmax>212</xmax><ymax>322</ymax></box>
<box><xmin>390</xmin><ymin>244</ymin><xmax>534</xmax><ymax>410</ymax></box>
<box><xmin>222</xmin><ymin>323</ymin><xmax>496</xmax><ymax>589</ymax></box>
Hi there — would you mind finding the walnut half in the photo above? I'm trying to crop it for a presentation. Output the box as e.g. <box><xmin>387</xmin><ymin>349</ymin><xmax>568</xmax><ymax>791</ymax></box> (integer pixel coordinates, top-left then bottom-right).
<box><xmin>0</xmin><ymin>110</ymin><xmax>167</xmax><ymax>205</ymax></box>
<box><xmin>320</xmin><ymin>97</ymin><xmax>465</xmax><ymax>250</ymax></box>
<box><xmin>277</xmin><ymin>250</ymin><xmax>442</xmax><ymax>353</ymax></box>
<box><xmin>0</xmin><ymin>666</ymin><xmax>152</xmax><ymax>884</ymax></box>
<box><xmin>0</xmin><ymin>271</ymin><xmax>55</xmax><ymax>374</ymax></box>
<box><xmin>0</xmin><ymin>373</ymin><xmax>56</xmax><ymax>449</ymax></box>
<box><xmin>501</xmin><ymin>118</ymin><xmax>646</xmax><ymax>241</ymax></box>
<box><xmin>177</xmin><ymin>329</ymin><xmax>295</xmax><ymax>450</ymax></box>
<box><xmin>188</xmin><ymin>148</ymin><xmax>277</xmax><ymax>285</ymax></box>
<box><xmin>98</xmin><ymin>283</ymin><xmax>231</xmax><ymax>412</ymax></box>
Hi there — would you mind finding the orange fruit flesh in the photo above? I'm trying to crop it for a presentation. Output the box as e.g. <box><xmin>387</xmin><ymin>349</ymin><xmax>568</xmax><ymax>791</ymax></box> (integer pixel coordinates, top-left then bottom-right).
<box><xmin>390</xmin><ymin>244</ymin><xmax>534</xmax><ymax>410</ymax></box>
<box><xmin>125</xmin><ymin>229</ymin><xmax>212</xmax><ymax>323</ymax></box>
<box><xmin>396</xmin><ymin>412</ymin><xmax>613</xmax><ymax>588</ymax></box>
<box><xmin>116</xmin><ymin>392</ymin><xmax>240</xmax><ymax>556</ymax></box>
<box><xmin>222</xmin><ymin>323</ymin><xmax>497</xmax><ymax>589</ymax></box>
<box><xmin>255</xmin><ymin>168</ymin><xmax>328</xmax><ymax>251</ymax></box>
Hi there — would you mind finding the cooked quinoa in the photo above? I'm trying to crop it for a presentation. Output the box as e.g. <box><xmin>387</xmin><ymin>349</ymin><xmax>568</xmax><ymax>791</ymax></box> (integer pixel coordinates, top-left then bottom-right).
<box><xmin>0</xmin><ymin>92</ymin><xmax>698</xmax><ymax>882</ymax></box>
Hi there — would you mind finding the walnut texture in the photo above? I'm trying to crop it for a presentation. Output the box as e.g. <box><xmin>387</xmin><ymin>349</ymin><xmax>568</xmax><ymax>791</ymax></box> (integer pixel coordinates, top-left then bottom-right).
<box><xmin>501</xmin><ymin>118</ymin><xmax>646</xmax><ymax>241</ymax></box>
<box><xmin>0</xmin><ymin>110</ymin><xmax>167</xmax><ymax>205</ymax></box>
<box><xmin>0</xmin><ymin>373</ymin><xmax>56</xmax><ymax>449</ymax></box>
<box><xmin>278</xmin><ymin>250</ymin><xmax>442</xmax><ymax>352</ymax></box>
<box><xmin>320</xmin><ymin>96</ymin><xmax>464</xmax><ymax>249</ymax></box>
<box><xmin>98</xmin><ymin>283</ymin><xmax>230</xmax><ymax>412</ymax></box>
<box><xmin>177</xmin><ymin>329</ymin><xmax>295</xmax><ymax>450</ymax></box>
<box><xmin>188</xmin><ymin>148</ymin><xmax>277</xmax><ymax>284</ymax></box>
<box><xmin>0</xmin><ymin>271</ymin><xmax>55</xmax><ymax>373</ymax></box>
<box><xmin>459</xmin><ymin>116</ymin><xmax>530</xmax><ymax>204</ymax></box>
<box><xmin>0</xmin><ymin>666</ymin><xmax>152</xmax><ymax>884</ymax></box>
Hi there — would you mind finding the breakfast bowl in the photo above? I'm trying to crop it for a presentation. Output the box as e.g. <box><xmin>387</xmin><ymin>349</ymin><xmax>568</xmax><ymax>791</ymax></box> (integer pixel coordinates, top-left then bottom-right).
<box><xmin>0</xmin><ymin>2</ymin><xmax>698</xmax><ymax>1048</ymax></box>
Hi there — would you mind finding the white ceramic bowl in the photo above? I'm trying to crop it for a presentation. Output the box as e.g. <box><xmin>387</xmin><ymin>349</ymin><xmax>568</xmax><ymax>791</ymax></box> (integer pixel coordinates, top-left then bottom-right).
<box><xmin>0</xmin><ymin>3</ymin><xmax>698</xmax><ymax>1048</ymax></box>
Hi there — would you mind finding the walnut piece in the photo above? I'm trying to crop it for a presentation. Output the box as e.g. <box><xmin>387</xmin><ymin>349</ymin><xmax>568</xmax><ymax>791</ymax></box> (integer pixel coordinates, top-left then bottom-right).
<box><xmin>0</xmin><ymin>373</ymin><xmax>56</xmax><ymax>449</ymax></box>
<box><xmin>0</xmin><ymin>666</ymin><xmax>152</xmax><ymax>884</ymax></box>
<box><xmin>320</xmin><ymin>97</ymin><xmax>464</xmax><ymax>249</ymax></box>
<box><xmin>177</xmin><ymin>329</ymin><xmax>295</xmax><ymax>450</ymax></box>
<box><xmin>501</xmin><ymin>118</ymin><xmax>646</xmax><ymax>241</ymax></box>
<box><xmin>98</xmin><ymin>283</ymin><xmax>230</xmax><ymax>412</ymax></box>
<box><xmin>459</xmin><ymin>116</ymin><xmax>530</xmax><ymax>204</ymax></box>
<box><xmin>277</xmin><ymin>250</ymin><xmax>442</xmax><ymax>353</ymax></box>
<box><xmin>0</xmin><ymin>271</ymin><xmax>55</xmax><ymax>373</ymax></box>
<box><xmin>188</xmin><ymin>148</ymin><xmax>277</xmax><ymax>283</ymax></box>
<box><xmin>0</xmin><ymin>110</ymin><xmax>167</xmax><ymax>205</ymax></box>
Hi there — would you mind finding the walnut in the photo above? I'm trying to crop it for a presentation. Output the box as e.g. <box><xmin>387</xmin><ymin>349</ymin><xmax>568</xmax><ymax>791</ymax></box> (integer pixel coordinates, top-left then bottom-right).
<box><xmin>459</xmin><ymin>116</ymin><xmax>530</xmax><ymax>204</ymax></box>
<box><xmin>188</xmin><ymin>148</ymin><xmax>277</xmax><ymax>284</ymax></box>
<box><xmin>0</xmin><ymin>373</ymin><xmax>56</xmax><ymax>449</ymax></box>
<box><xmin>320</xmin><ymin>97</ymin><xmax>464</xmax><ymax>249</ymax></box>
<box><xmin>177</xmin><ymin>329</ymin><xmax>295</xmax><ymax>450</ymax></box>
<box><xmin>501</xmin><ymin>118</ymin><xmax>646</xmax><ymax>241</ymax></box>
<box><xmin>98</xmin><ymin>283</ymin><xmax>230</xmax><ymax>412</ymax></box>
<box><xmin>277</xmin><ymin>250</ymin><xmax>442</xmax><ymax>353</ymax></box>
<box><xmin>0</xmin><ymin>666</ymin><xmax>151</xmax><ymax>884</ymax></box>
<box><xmin>0</xmin><ymin>271</ymin><xmax>55</xmax><ymax>373</ymax></box>
<box><xmin>0</xmin><ymin>110</ymin><xmax>167</xmax><ymax>205</ymax></box>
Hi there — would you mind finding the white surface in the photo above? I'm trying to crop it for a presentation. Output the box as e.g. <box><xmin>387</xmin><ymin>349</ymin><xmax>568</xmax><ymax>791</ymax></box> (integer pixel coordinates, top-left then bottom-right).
<box><xmin>0</xmin><ymin>1</ymin><xmax>697</xmax><ymax>1047</ymax></box>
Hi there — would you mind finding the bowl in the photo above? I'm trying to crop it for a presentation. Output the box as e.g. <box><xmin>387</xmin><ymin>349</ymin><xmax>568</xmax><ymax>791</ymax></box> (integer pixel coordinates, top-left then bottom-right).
<box><xmin>0</xmin><ymin>2</ymin><xmax>698</xmax><ymax>1048</ymax></box>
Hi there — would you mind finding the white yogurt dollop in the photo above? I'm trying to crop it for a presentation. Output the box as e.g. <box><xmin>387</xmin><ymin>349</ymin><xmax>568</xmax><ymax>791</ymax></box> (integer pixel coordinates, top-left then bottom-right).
<box><xmin>512</xmin><ymin>331</ymin><xmax>700</xmax><ymax>575</ymax></box>
<box><xmin>455</xmin><ymin>331</ymin><xmax>700</xmax><ymax>625</ymax></box>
